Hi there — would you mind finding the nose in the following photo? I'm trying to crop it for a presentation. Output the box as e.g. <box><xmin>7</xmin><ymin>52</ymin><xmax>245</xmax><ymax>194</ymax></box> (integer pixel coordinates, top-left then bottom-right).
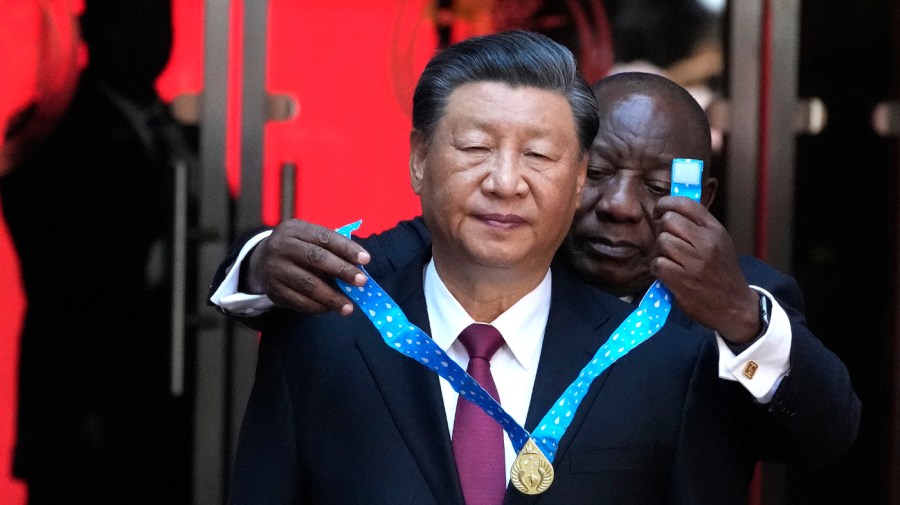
<box><xmin>482</xmin><ymin>152</ymin><xmax>528</xmax><ymax>198</ymax></box>
<box><xmin>595</xmin><ymin>174</ymin><xmax>643</xmax><ymax>222</ymax></box>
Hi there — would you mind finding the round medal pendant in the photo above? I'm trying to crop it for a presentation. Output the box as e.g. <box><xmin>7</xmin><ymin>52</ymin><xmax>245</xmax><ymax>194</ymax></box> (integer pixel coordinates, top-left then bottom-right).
<box><xmin>510</xmin><ymin>438</ymin><xmax>554</xmax><ymax>495</ymax></box>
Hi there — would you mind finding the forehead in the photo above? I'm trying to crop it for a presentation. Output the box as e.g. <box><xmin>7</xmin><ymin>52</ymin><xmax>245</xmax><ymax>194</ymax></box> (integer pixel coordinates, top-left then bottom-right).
<box><xmin>440</xmin><ymin>81</ymin><xmax>575</xmax><ymax>135</ymax></box>
<box><xmin>592</xmin><ymin>90</ymin><xmax>706</xmax><ymax>164</ymax></box>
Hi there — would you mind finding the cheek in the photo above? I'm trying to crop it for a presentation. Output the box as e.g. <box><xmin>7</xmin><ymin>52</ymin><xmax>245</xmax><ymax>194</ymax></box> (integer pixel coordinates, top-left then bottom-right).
<box><xmin>534</xmin><ymin>172</ymin><xmax>580</xmax><ymax>214</ymax></box>
<box><xmin>573</xmin><ymin>185</ymin><xmax>602</xmax><ymax>218</ymax></box>
<box><xmin>425</xmin><ymin>170</ymin><xmax>476</xmax><ymax>215</ymax></box>
<box><xmin>581</xmin><ymin>183</ymin><xmax>602</xmax><ymax>204</ymax></box>
<box><xmin>639</xmin><ymin>190</ymin><xmax>662</xmax><ymax>211</ymax></box>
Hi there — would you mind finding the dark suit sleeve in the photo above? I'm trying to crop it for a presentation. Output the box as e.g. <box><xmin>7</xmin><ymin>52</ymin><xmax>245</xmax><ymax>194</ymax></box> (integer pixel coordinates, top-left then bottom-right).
<box><xmin>669</xmin><ymin>338</ymin><xmax>757</xmax><ymax>504</ymax></box>
<box><xmin>228</xmin><ymin>332</ymin><xmax>302</xmax><ymax>504</ymax></box>
<box><xmin>736</xmin><ymin>256</ymin><xmax>861</xmax><ymax>465</ymax></box>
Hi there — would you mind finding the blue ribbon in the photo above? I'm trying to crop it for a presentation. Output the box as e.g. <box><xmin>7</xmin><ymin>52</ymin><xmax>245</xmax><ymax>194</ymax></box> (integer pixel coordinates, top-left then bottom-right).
<box><xmin>528</xmin><ymin>279</ymin><xmax>672</xmax><ymax>459</ymax></box>
<box><xmin>334</xmin><ymin>226</ymin><xmax>531</xmax><ymax>451</ymax></box>
<box><xmin>335</xmin><ymin>159</ymin><xmax>703</xmax><ymax>461</ymax></box>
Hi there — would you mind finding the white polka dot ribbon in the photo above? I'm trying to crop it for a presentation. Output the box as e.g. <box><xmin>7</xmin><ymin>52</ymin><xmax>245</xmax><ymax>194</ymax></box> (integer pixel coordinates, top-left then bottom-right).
<box><xmin>529</xmin><ymin>279</ymin><xmax>672</xmax><ymax>460</ymax></box>
<box><xmin>335</xmin><ymin>220</ymin><xmax>531</xmax><ymax>452</ymax></box>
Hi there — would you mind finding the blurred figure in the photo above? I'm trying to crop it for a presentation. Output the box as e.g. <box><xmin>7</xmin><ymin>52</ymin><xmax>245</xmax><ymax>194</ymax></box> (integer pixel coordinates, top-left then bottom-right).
<box><xmin>0</xmin><ymin>1</ymin><xmax>191</xmax><ymax>503</ymax></box>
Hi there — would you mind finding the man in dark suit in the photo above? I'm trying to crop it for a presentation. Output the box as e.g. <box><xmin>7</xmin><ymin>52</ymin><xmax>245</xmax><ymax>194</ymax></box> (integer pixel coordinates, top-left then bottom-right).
<box><xmin>219</xmin><ymin>43</ymin><xmax>859</xmax><ymax>503</ymax></box>
<box><xmin>0</xmin><ymin>2</ymin><xmax>190</xmax><ymax>503</ymax></box>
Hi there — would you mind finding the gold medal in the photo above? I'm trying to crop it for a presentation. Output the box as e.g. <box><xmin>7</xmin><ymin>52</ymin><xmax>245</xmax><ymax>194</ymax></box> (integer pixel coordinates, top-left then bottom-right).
<box><xmin>510</xmin><ymin>438</ymin><xmax>554</xmax><ymax>495</ymax></box>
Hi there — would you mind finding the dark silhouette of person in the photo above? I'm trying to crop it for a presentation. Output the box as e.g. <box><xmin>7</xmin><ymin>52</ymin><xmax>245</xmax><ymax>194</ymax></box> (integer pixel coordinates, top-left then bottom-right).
<box><xmin>0</xmin><ymin>1</ymin><xmax>191</xmax><ymax>503</ymax></box>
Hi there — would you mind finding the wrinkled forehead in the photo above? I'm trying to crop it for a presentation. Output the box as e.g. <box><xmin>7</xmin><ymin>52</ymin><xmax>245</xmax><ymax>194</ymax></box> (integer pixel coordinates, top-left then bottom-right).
<box><xmin>442</xmin><ymin>82</ymin><xmax>578</xmax><ymax>136</ymax></box>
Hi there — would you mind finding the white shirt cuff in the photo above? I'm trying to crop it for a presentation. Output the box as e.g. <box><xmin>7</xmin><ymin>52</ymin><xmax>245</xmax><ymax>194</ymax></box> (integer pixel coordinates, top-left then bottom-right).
<box><xmin>716</xmin><ymin>286</ymin><xmax>792</xmax><ymax>403</ymax></box>
<box><xmin>209</xmin><ymin>230</ymin><xmax>276</xmax><ymax>317</ymax></box>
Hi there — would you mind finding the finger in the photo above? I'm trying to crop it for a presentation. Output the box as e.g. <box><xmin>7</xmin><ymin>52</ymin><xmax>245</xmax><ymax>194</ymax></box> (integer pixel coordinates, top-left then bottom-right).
<box><xmin>652</xmin><ymin>232</ymin><xmax>693</xmax><ymax>270</ymax></box>
<box><xmin>265</xmin><ymin>232</ymin><xmax>365</xmax><ymax>287</ymax></box>
<box><xmin>281</xmin><ymin>270</ymin><xmax>356</xmax><ymax>312</ymax></box>
<box><xmin>284</xmin><ymin>238</ymin><xmax>368</xmax><ymax>287</ymax></box>
<box><xmin>655</xmin><ymin>210</ymin><xmax>702</xmax><ymax>246</ymax></box>
<box><xmin>286</xmin><ymin>220</ymin><xmax>371</xmax><ymax>265</ymax></box>
<box><xmin>650</xmin><ymin>254</ymin><xmax>708</xmax><ymax>306</ymax></box>
<box><xmin>653</xmin><ymin>196</ymin><xmax>709</xmax><ymax>225</ymax></box>
<box><xmin>268</xmin><ymin>277</ymin><xmax>354</xmax><ymax>315</ymax></box>
<box><xmin>649</xmin><ymin>255</ymin><xmax>685</xmax><ymax>285</ymax></box>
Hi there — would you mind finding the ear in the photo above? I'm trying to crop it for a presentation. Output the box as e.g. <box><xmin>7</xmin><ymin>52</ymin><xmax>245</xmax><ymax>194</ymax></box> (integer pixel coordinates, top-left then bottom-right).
<box><xmin>409</xmin><ymin>129</ymin><xmax>427</xmax><ymax>196</ymax></box>
<box><xmin>701</xmin><ymin>176</ymin><xmax>718</xmax><ymax>208</ymax></box>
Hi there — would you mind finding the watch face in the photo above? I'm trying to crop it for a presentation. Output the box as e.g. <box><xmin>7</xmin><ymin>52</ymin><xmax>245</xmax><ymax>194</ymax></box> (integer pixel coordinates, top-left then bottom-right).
<box><xmin>759</xmin><ymin>293</ymin><xmax>771</xmax><ymax>326</ymax></box>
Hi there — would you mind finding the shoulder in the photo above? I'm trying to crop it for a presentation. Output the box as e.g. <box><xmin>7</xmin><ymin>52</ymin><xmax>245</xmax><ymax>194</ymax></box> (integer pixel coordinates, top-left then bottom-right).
<box><xmin>737</xmin><ymin>255</ymin><xmax>794</xmax><ymax>287</ymax></box>
<box><xmin>737</xmin><ymin>255</ymin><xmax>805</xmax><ymax>312</ymax></box>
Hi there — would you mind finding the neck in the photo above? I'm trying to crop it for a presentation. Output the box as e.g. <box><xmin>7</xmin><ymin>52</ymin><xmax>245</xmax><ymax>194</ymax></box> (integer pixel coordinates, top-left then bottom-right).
<box><xmin>431</xmin><ymin>255</ymin><xmax>550</xmax><ymax>322</ymax></box>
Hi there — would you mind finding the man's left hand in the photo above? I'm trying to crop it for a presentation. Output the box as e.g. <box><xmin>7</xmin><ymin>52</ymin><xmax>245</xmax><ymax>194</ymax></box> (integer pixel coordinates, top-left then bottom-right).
<box><xmin>650</xmin><ymin>196</ymin><xmax>761</xmax><ymax>344</ymax></box>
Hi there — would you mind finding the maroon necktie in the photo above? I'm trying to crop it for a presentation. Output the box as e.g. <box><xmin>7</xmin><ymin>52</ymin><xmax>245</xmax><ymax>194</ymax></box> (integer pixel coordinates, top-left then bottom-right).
<box><xmin>452</xmin><ymin>323</ymin><xmax>507</xmax><ymax>505</ymax></box>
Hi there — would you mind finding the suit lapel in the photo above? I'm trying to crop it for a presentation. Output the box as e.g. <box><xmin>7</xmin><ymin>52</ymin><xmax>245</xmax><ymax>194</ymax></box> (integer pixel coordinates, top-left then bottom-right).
<box><xmin>354</xmin><ymin>253</ymin><xmax>465</xmax><ymax>505</ymax></box>
<box><xmin>524</xmin><ymin>266</ymin><xmax>613</xmax><ymax>434</ymax></box>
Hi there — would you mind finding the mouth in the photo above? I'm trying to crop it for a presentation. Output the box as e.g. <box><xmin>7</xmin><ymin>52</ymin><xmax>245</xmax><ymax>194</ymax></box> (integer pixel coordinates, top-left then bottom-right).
<box><xmin>476</xmin><ymin>213</ymin><xmax>527</xmax><ymax>230</ymax></box>
<box><xmin>579</xmin><ymin>237</ymin><xmax>641</xmax><ymax>261</ymax></box>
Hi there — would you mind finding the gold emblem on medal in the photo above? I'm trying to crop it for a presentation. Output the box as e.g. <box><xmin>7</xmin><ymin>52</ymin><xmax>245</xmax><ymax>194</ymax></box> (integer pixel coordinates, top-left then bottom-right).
<box><xmin>510</xmin><ymin>438</ymin><xmax>554</xmax><ymax>495</ymax></box>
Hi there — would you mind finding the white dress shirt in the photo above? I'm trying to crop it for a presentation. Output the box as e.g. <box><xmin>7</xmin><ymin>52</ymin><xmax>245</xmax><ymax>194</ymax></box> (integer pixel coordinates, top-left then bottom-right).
<box><xmin>424</xmin><ymin>259</ymin><xmax>550</xmax><ymax>482</ymax></box>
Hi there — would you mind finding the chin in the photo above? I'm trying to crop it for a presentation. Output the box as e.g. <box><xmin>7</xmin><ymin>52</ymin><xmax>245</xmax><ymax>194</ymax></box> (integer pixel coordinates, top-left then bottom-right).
<box><xmin>470</xmin><ymin>251</ymin><xmax>528</xmax><ymax>270</ymax></box>
<box><xmin>474</xmin><ymin>244</ymin><xmax>549</xmax><ymax>273</ymax></box>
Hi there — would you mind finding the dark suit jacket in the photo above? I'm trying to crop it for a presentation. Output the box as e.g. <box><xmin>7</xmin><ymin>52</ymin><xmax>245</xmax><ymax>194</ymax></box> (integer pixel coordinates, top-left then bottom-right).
<box><xmin>226</xmin><ymin>244</ymin><xmax>858</xmax><ymax>504</ymax></box>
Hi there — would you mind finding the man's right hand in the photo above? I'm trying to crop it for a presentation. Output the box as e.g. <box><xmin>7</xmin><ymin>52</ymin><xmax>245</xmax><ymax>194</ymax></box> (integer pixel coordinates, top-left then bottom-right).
<box><xmin>241</xmin><ymin>219</ymin><xmax>371</xmax><ymax>315</ymax></box>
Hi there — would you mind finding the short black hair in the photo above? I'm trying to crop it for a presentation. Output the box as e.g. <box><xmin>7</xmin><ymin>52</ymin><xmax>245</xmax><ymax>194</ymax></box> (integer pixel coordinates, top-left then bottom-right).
<box><xmin>412</xmin><ymin>30</ymin><xmax>598</xmax><ymax>156</ymax></box>
<box><xmin>592</xmin><ymin>72</ymin><xmax>712</xmax><ymax>167</ymax></box>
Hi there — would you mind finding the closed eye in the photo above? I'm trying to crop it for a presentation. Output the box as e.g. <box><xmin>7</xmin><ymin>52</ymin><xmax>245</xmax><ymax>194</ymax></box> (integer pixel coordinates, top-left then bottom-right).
<box><xmin>645</xmin><ymin>181</ymin><xmax>670</xmax><ymax>197</ymax></box>
<box><xmin>587</xmin><ymin>166</ymin><xmax>615</xmax><ymax>180</ymax></box>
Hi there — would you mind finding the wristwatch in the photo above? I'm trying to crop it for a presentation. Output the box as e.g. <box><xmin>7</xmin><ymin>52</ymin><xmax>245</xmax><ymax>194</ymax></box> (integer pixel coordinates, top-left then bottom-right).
<box><xmin>757</xmin><ymin>291</ymin><xmax>771</xmax><ymax>338</ymax></box>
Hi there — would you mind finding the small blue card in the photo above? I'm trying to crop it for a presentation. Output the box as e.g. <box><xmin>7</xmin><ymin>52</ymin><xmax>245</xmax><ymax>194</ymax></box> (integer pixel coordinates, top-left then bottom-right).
<box><xmin>670</xmin><ymin>158</ymin><xmax>703</xmax><ymax>202</ymax></box>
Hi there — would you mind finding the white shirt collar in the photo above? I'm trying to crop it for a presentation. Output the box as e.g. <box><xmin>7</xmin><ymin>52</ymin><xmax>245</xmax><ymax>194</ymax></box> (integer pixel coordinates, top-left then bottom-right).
<box><xmin>423</xmin><ymin>259</ymin><xmax>551</xmax><ymax>370</ymax></box>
